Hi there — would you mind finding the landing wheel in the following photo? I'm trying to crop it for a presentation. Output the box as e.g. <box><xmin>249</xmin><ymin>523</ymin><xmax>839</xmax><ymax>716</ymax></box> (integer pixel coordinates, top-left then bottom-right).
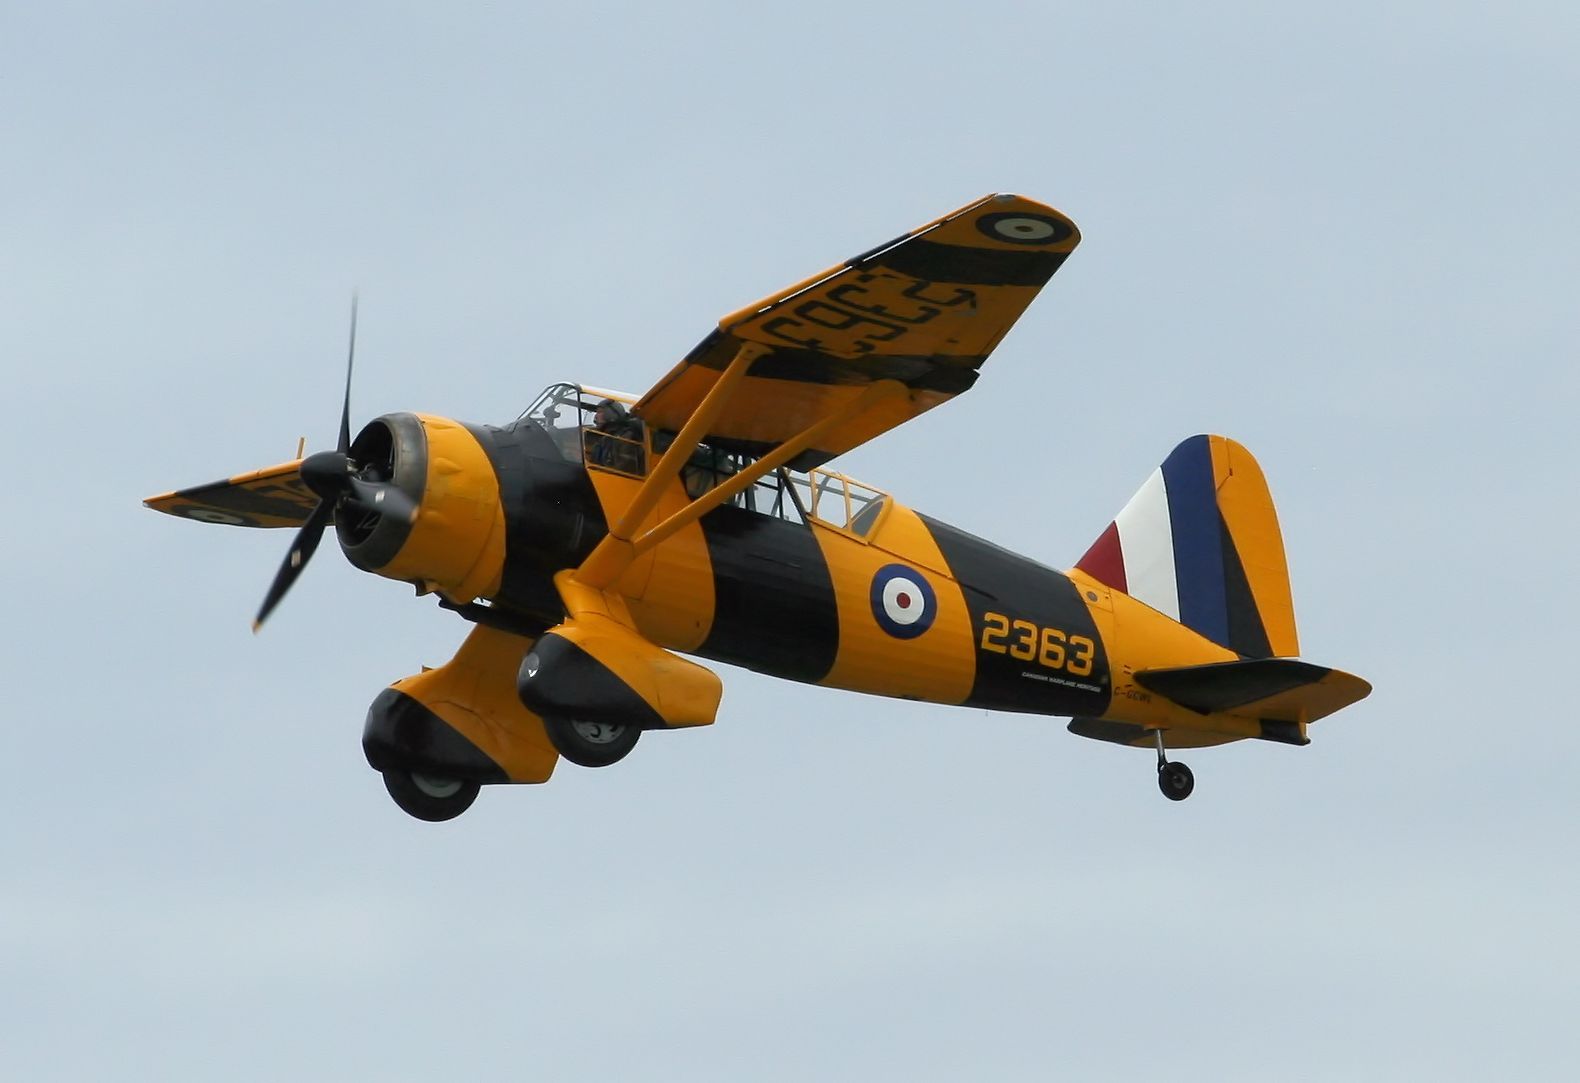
<box><xmin>382</xmin><ymin>769</ymin><xmax>481</xmax><ymax>822</ymax></box>
<box><xmin>1158</xmin><ymin>761</ymin><xmax>1195</xmax><ymax>802</ymax></box>
<box><xmin>544</xmin><ymin>717</ymin><xmax>641</xmax><ymax>768</ymax></box>
<box><xmin>1151</xmin><ymin>729</ymin><xmax>1194</xmax><ymax>802</ymax></box>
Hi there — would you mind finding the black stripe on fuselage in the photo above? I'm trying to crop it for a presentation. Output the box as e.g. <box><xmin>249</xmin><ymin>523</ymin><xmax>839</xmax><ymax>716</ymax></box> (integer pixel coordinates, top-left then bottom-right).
<box><xmin>919</xmin><ymin>515</ymin><xmax>1112</xmax><ymax>717</ymax></box>
<box><xmin>466</xmin><ymin>422</ymin><xmax>608</xmax><ymax>625</ymax></box>
<box><xmin>695</xmin><ymin>505</ymin><xmax>839</xmax><ymax>683</ymax></box>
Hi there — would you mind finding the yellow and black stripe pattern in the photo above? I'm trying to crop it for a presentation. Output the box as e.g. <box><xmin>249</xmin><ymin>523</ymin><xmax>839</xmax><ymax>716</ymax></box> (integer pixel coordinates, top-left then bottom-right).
<box><xmin>144</xmin><ymin>460</ymin><xmax>317</xmax><ymax>528</ymax></box>
<box><xmin>635</xmin><ymin>194</ymin><xmax>1081</xmax><ymax>470</ymax></box>
<box><xmin>612</xmin><ymin>478</ymin><xmax>1118</xmax><ymax>720</ymax></box>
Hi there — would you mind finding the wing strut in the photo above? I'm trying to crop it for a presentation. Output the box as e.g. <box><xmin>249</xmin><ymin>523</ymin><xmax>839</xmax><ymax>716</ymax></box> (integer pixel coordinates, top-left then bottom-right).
<box><xmin>610</xmin><ymin>343</ymin><xmax>765</xmax><ymax>541</ymax></box>
<box><xmin>574</xmin><ymin>341</ymin><xmax>762</xmax><ymax>588</ymax></box>
<box><xmin>575</xmin><ymin>374</ymin><xmax>907</xmax><ymax>590</ymax></box>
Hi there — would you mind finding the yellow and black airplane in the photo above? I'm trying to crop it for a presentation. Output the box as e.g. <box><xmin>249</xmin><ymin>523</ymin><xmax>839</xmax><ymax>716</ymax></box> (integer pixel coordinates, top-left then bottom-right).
<box><xmin>146</xmin><ymin>194</ymin><xmax>1370</xmax><ymax>820</ymax></box>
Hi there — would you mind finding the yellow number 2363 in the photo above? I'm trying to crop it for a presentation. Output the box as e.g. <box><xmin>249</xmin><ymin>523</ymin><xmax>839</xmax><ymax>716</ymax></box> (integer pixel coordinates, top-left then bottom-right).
<box><xmin>979</xmin><ymin>613</ymin><xmax>1095</xmax><ymax>677</ymax></box>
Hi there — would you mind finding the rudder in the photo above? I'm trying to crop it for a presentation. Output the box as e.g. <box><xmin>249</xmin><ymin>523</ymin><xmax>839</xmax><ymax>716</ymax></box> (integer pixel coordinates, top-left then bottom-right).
<box><xmin>1076</xmin><ymin>435</ymin><xmax>1298</xmax><ymax>659</ymax></box>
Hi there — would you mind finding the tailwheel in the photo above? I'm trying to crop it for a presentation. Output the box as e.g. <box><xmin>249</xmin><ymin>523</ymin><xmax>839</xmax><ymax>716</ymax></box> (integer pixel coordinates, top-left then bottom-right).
<box><xmin>1152</xmin><ymin>729</ymin><xmax>1195</xmax><ymax>802</ymax></box>
<box><xmin>1158</xmin><ymin>761</ymin><xmax>1195</xmax><ymax>801</ymax></box>
<box><xmin>544</xmin><ymin>717</ymin><xmax>641</xmax><ymax>768</ymax></box>
<box><xmin>382</xmin><ymin>769</ymin><xmax>481</xmax><ymax>822</ymax></box>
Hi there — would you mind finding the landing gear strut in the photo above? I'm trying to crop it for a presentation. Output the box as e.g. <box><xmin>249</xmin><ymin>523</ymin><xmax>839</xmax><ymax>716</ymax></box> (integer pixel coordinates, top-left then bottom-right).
<box><xmin>1153</xmin><ymin>730</ymin><xmax>1194</xmax><ymax>802</ymax></box>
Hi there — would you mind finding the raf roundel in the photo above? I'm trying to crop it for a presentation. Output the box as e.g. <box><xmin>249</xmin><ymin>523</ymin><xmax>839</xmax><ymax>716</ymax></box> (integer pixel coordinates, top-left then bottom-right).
<box><xmin>179</xmin><ymin>507</ymin><xmax>253</xmax><ymax>527</ymax></box>
<box><xmin>975</xmin><ymin>211</ymin><xmax>1073</xmax><ymax>246</ymax></box>
<box><xmin>870</xmin><ymin>564</ymin><xmax>938</xmax><ymax>640</ymax></box>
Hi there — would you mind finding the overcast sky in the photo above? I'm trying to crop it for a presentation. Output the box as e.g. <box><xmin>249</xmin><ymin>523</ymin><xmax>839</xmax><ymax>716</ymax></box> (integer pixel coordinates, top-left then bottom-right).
<box><xmin>4</xmin><ymin>2</ymin><xmax>1577</xmax><ymax>1079</ymax></box>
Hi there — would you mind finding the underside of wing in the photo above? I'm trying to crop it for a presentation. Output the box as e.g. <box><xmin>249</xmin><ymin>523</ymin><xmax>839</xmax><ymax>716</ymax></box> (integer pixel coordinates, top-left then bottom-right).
<box><xmin>635</xmin><ymin>193</ymin><xmax>1080</xmax><ymax>470</ymax></box>
<box><xmin>144</xmin><ymin>460</ymin><xmax>317</xmax><ymax>528</ymax></box>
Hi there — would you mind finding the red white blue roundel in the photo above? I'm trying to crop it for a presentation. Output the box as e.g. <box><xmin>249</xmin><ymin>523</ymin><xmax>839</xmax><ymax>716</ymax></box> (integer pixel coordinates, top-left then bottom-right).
<box><xmin>870</xmin><ymin>564</ymin><xmax>937</xmax><ymax>639</ymax></box>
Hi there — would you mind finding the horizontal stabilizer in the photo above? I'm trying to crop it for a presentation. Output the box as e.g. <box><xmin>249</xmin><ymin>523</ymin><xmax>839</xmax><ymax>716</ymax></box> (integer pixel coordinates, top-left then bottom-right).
<box><xmin>1067</xmin><ymin>717</ymin><xmax>1243</xmax><ymax>750</ymax></box>
<box><xmin>1136</xmin><ymin>658</ymin><xmax>1371</xmax><ymax>724</ymax></box>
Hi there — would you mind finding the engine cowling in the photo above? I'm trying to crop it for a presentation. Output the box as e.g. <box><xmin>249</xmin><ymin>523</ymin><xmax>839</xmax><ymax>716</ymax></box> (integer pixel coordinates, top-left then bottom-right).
<box><xmin>340</xmin><ymin>412</ymin><xmax>507</xmax><ymax>603</ymax></box>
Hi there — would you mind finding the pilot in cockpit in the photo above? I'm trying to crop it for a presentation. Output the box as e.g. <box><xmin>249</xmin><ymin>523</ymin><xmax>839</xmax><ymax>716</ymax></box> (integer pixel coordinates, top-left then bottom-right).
<box><xmin>587</xmin><ymin>399</ymin><xmax>645</xmax><ymax>473</ymax></box>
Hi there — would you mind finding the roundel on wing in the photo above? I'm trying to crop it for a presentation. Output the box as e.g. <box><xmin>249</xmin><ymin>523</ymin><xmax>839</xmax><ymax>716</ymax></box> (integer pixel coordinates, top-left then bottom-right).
<box><xmin>176</xmin><ymin>506</ymin><xmax>255</xmax><ymax>526</ymax></box>
<box><xmin>975</xmin><ymin>211</ymin><xmax>1074</xmax><ymax>246</ymax></box>
<box><xmin>870</xmin><ymin>564</ymin><xmax>937</xmax><ymax>640</ymax></box>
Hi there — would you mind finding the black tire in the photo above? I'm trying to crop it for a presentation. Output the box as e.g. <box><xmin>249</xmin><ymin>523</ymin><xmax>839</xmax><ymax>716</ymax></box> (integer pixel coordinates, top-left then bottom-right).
<box><xmin>544</xmin><ymin>716</ymin><xmax>641</xmax><ymax>768</ymax></box>
<box><xmin>1158</xmin><ymin>761</ymin><xmax>1195</xmax><ymax>802</ymax></box>
<box><xmin>382</xmin><ymin>769</ymin><xmax>481</xmax><ymax>822</ymax></box>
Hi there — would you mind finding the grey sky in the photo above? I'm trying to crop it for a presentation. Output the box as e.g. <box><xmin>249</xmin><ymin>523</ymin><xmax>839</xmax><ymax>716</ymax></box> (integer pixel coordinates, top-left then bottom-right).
<box><xmin>3</xmin><ymin>2</ymin><xmax>1577</xmax><ymax>1079</ymax></box>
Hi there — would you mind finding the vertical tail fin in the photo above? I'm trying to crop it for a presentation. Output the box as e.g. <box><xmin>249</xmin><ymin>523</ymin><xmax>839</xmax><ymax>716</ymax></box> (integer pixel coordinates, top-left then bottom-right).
<box><xmin>1076</xmin><ymin>435</ymin><xmax>1298</xmax><ymax>658</ymax></box>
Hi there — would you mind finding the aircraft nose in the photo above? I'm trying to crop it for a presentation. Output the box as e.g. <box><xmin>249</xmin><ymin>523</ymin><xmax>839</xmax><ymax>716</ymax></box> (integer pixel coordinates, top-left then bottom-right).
<box><xmin>338</xmin><ymin>412</ymin><xmax>428</xmax><ymax>568</ymax></box>
<box><xmin>335</xmin><ymin>412</ymin><xmax>508</xmax><ymax>605</ymax></box>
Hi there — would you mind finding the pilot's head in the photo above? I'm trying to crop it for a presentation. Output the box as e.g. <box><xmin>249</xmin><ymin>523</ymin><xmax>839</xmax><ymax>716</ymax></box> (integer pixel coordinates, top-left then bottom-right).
<box><xmin>593</xmin><ymin>399</ymin><xmax>626</xmax><ymax>428</ymax></box>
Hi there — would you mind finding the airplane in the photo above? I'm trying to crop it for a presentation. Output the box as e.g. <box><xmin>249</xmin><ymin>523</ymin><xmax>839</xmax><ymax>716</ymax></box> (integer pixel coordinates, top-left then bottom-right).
<box><xmin>145</xmin><ymin>193</ymin><xmax>1371</xmax><ymax>821</ymax></box>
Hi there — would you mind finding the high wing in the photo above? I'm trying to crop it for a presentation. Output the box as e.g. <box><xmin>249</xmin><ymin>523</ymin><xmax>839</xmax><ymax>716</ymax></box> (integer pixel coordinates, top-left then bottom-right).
<box><xmin>574</xmin><ymin>193</ymin><xmax>1080</xmax><ymax>589</ymax></box>
<box><xmin>144</xmin><ymin>459</ymin><xmax>316</xmax><ymax>528</ymax></box>
<box><xmin>634</xmin><ymin>193</ymin><xmax>1079</xmax><ymax>471</ymax></box>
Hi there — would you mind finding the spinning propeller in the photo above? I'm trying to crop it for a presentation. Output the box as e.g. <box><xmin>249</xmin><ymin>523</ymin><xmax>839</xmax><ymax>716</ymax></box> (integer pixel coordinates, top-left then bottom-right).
<box><xmin>252</xmin><ymin>298</ymin><xmax>418</xmax><ymax>631</ymax></box>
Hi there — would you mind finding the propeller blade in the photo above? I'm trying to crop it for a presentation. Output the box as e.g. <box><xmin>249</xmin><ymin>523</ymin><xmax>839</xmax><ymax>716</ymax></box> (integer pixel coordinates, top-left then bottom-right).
<box><xmin>299</xmin><ymin>449</ymin><xmax>417</xmax><ymax>523</ymax></box>
<box><xmin>299</xmin><ymin>449</ymin><xmax>351</xmax><ymax>501</ymax></box>
<box><xmin>251</xmin><ymin>295</ymin><xmax>414</xmax><ymax>632</ymax></box>
<box><xmin>338</xmin><ymin>293</ymin><xmax>358</xmax><ymax>453</ymax></box>
<box><xmin>346</xmin><ymin>476</ymin><xmax>419</xmax><ymax>525</ymax></box>
<box><xmin>252</xmin><ymin>497</ymin><xmax>335</xmax><ymax>632</ymax></box>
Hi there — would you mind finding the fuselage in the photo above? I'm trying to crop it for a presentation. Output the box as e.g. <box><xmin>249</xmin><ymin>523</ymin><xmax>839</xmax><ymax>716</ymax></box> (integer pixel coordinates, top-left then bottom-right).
<box><xmin>342</xmin><ymin>404</ymin><xmax>1241</xmax><ymax>737</ymax></box>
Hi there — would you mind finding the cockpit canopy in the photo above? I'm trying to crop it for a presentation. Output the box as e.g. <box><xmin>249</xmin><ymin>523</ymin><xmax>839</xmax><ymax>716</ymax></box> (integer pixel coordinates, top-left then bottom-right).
<box><xmin>515</xmin><ymin>382</ymin><xmax>643</xmax><ymax>470</ymax></box>
<box><xmin>514</xmin><ymin>382</ymin><xmax>890</xmax><ymax>539</ymax></box>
